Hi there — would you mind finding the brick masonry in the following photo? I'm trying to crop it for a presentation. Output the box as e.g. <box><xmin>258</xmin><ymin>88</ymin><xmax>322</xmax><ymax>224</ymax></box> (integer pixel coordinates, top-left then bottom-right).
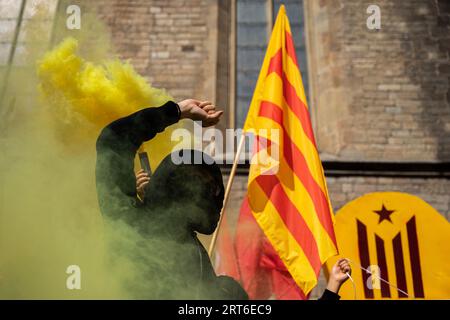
<box><xmin>305</xmin><ymin>0</ymin><xmax>450</xmax><ymax>162</ymax></box>
<box><xmin>89</xmin><ymin>0</ymin><xmax>217</xmax><ymax>101</ymax></box>
<box><xmin>326</xmin><ymin>176</ymin><xmax>450</xmax><ymax>218</ymax></box>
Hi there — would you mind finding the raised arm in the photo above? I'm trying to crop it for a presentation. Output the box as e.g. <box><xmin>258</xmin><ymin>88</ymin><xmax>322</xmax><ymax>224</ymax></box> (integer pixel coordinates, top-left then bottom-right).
<box><xmin>318</xmin><ymin>258</ymin><xmax>352</xmax><ymax>300</ymax></box>
<box><xmin>95</xmin><ymin>99</ymin><xmax>223</xmax><ymax>225</ymax></box>
<box><xmin>95</xmin><ymin>101</ymin><xmax>180</xmax><ymax>223</ymax></box>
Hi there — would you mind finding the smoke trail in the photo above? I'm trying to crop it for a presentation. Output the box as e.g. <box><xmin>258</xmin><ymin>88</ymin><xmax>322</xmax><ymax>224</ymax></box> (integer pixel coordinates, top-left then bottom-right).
<box><xmin>0</xmin><ymin>2</ymin><xmax>189</xmax><ymax>299</ymax></box>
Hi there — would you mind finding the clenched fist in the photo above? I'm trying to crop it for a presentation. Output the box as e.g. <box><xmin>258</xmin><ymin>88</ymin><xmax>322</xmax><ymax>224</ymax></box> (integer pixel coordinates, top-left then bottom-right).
<box><xmin>327</xmin><ymin>258</ymin><xmax>352</xmax><ymax>294</ymax></box>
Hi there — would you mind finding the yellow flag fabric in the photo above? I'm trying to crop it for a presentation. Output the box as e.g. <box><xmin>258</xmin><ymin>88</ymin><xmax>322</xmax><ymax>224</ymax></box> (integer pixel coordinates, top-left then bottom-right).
<box><xmin>242</xmin><ymin>5</ymin><xmax>338</xmax><ymax>295</ymax></box>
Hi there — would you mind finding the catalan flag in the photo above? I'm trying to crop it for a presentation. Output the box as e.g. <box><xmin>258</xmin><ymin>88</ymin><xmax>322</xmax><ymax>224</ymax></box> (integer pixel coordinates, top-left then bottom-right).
<box><xmin>215</xmin><ymin>5</ymin><xmax>337</xmax><ymax>299</ymax></box>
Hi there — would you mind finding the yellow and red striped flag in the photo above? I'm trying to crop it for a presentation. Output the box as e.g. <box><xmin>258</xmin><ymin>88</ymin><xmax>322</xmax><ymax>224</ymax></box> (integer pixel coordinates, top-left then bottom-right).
<box><xmin>240</xmin><ymin>5</ymin><xmax>338</xmax><ymax>297</ymax></box>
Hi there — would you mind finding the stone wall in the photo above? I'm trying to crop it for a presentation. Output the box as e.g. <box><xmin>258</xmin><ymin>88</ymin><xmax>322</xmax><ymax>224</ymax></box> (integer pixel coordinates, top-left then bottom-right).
<box><xmin>92</xmin><ymin>0</ymin><xmax>217</xmax><ymax>102</ymax></box>
<box><xmin>305</xmin><ymin>0</ymin><xmax>450</xmax><ymax>162</ymax></box>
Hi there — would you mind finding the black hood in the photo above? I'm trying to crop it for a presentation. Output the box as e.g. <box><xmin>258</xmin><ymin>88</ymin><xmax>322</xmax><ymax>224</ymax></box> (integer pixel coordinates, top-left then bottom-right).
<box><xmin>144</xmin><ymin>149</ymin><xmax>225</xmax><ymax>225</ymax></box>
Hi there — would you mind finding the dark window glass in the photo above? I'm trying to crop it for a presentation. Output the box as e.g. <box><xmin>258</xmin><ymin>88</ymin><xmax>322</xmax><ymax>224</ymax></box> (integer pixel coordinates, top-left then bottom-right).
<box><xmin>235</xmin><ymin>0</ymin><xmax>309</xmax><ymax>129</ymax></box>
<box><xmin>236</xmin><ymin>0</ymin><xmax>268</xmax><ymax>128</ymax></box>
<box><xmin>273</xmin><ymin>0</ymin><xmax>309</xmax><ymax>103</ymax></box>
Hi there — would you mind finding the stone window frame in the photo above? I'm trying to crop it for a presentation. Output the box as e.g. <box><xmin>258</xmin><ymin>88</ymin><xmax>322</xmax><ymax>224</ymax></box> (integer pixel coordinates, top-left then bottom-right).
<box><xmin>216</xmin><ymin>0</ymin><xmax>314</xmax><ymax>163</ymax></box>
<box><xmin>223</xmin><ymin>0</ymin><xmax>315</xmax><ymax>127</ymax></box>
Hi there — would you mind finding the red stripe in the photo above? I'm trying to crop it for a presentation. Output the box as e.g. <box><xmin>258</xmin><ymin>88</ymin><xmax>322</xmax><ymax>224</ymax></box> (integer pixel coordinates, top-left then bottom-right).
<box><xmin>255</xmin><ymin>174</ymin><xmax>321</xmax><ymax>276</ymax></box>
<box><xmin>271</xmin><ymin>267</ymin><xmax>308</xmax><ymax>300</ymax></box>
<box><xmin>258</xmin><ymin>101</ymin><xmax>337</xmax><ymax>245</ymax></box>
<box><xmin>235</xmin><ymin>197</ymin><xmax>270</xmax><ymax>300</ymax></box>
<box><xmin>266</xmin><ymin>50</ymin><xmax>316</xmax><ymax>146</ymax></box>
<box><xmin>236</xmin><ymin>197</ymin><xmax>308</xmax><ymax>300</ymax></box>
<box><xmin>255</xmin><ymin>135</ymin><xmax>274</xmax><ymax>153</ymax></box>
<box><xmin>260</xmin><ymin>100</ymin><xmax>283</xmax><ymax>124</ymax></box>
<box><xmin>285</xmin><ymin>31</ymin><xmax>298</xmax><ymax>66</ymax></box>
<box><xmin>281</xmin><ymin>73</ymin><xmax>316</xmax><ymax>146</ymax></box>
<box><xmin>267</xmin><ymin>49</ymin><xmax>283</xmax><ymax>76</ymax></box>
<box><xmin>268</xmin><ymin>32</ymin><xmax>299</xmax><ymax>70</ymax></box>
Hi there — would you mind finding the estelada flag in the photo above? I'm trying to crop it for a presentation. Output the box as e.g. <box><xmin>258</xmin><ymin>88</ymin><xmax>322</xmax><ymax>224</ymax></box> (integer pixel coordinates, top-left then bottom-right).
<box><xmin>215</xmin><ymin>5</ymin><xmax>337</xmax><ymax>299</ymax></box>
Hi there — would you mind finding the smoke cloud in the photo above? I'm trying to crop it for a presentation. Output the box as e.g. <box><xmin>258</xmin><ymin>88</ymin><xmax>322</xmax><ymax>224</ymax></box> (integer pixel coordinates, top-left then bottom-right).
<box><xmin>0</xmin><ymin>2</ymin><xmax>188</xmax><ymax>299</ymax></box>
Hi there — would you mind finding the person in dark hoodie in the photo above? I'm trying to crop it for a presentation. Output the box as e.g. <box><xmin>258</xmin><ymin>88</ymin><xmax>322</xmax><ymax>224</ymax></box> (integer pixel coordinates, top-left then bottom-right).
<box><xmin>96</xmin><ymin>99</ymin><xmax>350</xmax><ymax>300</ymax></box>
<box><xmin>96</xmin><ymin>99</ymin><xmax>247</xmax><ymax>299</ymax></box>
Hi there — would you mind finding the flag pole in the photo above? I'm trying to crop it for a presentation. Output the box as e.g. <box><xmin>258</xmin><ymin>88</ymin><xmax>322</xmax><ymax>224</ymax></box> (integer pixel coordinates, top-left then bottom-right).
<box><xmin>208</xmin><ymin>133</ymin><xmax>246</xmax><ymax>257</ymax></box>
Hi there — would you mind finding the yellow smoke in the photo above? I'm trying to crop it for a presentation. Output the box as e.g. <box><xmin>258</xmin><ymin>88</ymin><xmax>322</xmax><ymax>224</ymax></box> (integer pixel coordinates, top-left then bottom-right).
<box><xmin>0</xmin><ymin>3</ymin><xmax>189</xmax><ymax>299</ymax></box>
<box><xmin>37</xmin><ymin>36</ymin><xmax>181</xmax><ymax>167</ymax></box>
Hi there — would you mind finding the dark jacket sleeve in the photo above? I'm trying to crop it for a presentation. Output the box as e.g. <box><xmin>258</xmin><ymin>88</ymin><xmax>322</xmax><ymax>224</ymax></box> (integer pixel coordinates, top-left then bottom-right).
<box><xmin>95</xmin><ymin>101</ymin><xmax>180</xmax><ymax>224</ymax></box>
<box><xmin>318</xmin><ymin>289</ymin><xmax>341</xmax><ymax>300</ymax></box>
<box><xmin>215</xmin><ymin>276</ymin><xmax>249</xmax><ymax>300</ymax></box>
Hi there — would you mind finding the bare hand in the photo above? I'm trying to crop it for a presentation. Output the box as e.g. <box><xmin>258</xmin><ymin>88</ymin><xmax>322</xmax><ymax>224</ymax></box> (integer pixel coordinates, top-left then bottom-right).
<box><xmin>177</xmin><ymin>99</ymin><xmax>223</xmax><ymax>127</ymax></box>
<box><xmin>327</xmin><ymin>258</ymin><xmax>352</xmax><ymax>293</ymax></box>
<box><xmin>136</xmin><ymin>169</ymin><xmax>150</xmax><ymax>200</ymax></box>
